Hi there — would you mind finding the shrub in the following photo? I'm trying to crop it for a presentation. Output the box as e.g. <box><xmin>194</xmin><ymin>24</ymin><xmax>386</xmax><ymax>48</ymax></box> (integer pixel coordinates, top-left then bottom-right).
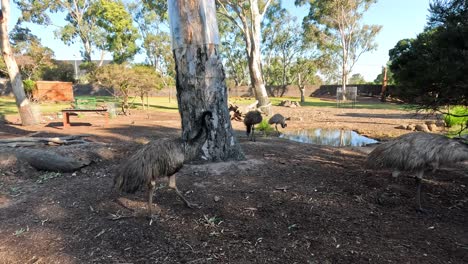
<box><xmin>444</xmin><ymin>106</ymin><xmax>468</xmax><ymax>127</ymax></box>
<box><xmin>22</xmin><ymin>79</ymin><xmax>36</xmax><ymax>100</ymax></box>
<box><xmin>256</xmin><ymin>119</ymin><xmax>275</xmax><ymax>135</ymax></box>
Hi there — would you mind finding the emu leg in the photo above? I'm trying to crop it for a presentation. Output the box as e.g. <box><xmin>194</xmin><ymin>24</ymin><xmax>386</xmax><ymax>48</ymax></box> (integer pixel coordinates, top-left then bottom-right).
<box><xmin>252</xmin><ymin>126</ymin><xmax>256</xmax><ymax>142</ymax></box>
<box><xmin>147</xmin><ymin>180</ymin><xmax>156</xmax><ymax>217</ymax></box>
<box><xmin>168</xmin><ymin>174</ymin><xmax>196</xmax><ymax>208</ymax></box>
<box><xmin>275</xmin><ymin>124</ymin><xmax>278</xmax><ymax>132</ymax></box>
<box><xmin>415</xmin><ymin>170</ymin><xmax>426</xmax><ymax>212</ymax></box>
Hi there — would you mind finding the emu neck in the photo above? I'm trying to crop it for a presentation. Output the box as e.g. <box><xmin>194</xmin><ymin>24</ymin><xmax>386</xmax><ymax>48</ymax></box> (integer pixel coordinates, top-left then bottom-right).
<box><xmin>183</xmin><ymin>125</ymin><xmax>208</xmax><ymax>161</ymax></box>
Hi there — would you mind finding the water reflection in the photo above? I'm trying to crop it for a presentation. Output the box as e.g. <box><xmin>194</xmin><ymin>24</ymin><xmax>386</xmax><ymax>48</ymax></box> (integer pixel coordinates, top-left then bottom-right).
<box><xmin>279</xmin><ymin>128</ymin><xmax>378</xmax><ymax>147</ymax></box>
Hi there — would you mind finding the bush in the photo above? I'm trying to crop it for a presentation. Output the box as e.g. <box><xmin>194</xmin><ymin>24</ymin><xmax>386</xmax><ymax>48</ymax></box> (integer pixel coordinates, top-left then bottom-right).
<box><xmin>22</xmin><ymin>79</ymin><xmax>36</xmax><ymax>100</ymax></box>
<box><xmin>444</xmin><ymin>106</ymin><xmax>468</xmax><ymax>127</ymax></box>
<box><xmin>22</xmin><ymin>79</ymin><xmax>36</xmax><ymax>93</ymax></box>
<box><xmin>256</xmin><ymin>119</ymin><xmax>275</xmax><ymax>135</ymax></box>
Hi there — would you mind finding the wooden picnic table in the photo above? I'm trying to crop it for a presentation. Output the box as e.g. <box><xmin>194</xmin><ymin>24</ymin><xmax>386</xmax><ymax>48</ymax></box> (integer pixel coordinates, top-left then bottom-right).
<box><xmin>61</xmin><ymin>109</ymin><xmax>109</xmax><ymax>128</ymax></box>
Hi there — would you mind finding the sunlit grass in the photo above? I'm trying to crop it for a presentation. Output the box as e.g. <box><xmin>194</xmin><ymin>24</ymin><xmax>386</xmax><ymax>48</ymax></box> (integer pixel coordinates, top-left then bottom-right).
<box><xmin>0</xmin><ymin>96</ymin><xmax>180</xmax><ymax>118</ymax></box>
<box><xmin>230</xmin><ymin>96</ymin><xmax>410</xmax><ymax>110</ymax></box>
<box><xmin>128</xmin><ymin>96</ymin><xmax>178</xmax><ymax>113</ymax></box>
<box><xmin>0</xmin><ymin>94</ymin><xmax>411</xmax><ymax>120</ymax></box>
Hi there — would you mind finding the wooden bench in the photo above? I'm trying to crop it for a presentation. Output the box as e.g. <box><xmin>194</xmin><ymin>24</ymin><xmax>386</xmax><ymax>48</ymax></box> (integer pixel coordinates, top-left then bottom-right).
<box><xmin>61</xmin><ymin>98</ymin><xmax>109</xmax><ymax>128</ymax></box>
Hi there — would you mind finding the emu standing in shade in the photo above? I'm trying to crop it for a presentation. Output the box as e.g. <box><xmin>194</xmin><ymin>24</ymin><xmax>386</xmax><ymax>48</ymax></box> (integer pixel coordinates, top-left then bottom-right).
<box><xmin>268</xmin><ymin>113</ymin><xmax>287</xmax><ymax>131</ymax></box>
<box><xmin>366</xmin><ymin>132</ymin><xmax>468</xmax><ymax>211</ymax></box>
<box><xmin>243</xmin><ymin>110</ymin><xmax>263</xmax><ymax>141</ymax></box>
<box><xmin>114</xmin><ymin>111</ymin><xmax>213</xmax><ymax>217</ymax></box>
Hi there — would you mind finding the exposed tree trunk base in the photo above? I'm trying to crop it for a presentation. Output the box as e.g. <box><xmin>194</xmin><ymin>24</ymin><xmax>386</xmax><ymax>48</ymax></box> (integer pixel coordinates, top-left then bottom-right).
<box><xmin>0</xmin><ymin>1</ymin><xmax>40</xmax><ymax>126</ymax></box>
<box><xmin>18</xmin><ymin>103</ymin><xmax>40</xmax><ymax>126</ymax></box>
<box><xmin>257</xmin><ymin>97</ymin><xmax>272</xmax><ymax>116</ymax></box>
<box><xmin>300</xmin><ymin>88</ymin><xmax>305</xmax><ymax>103</ymax></box>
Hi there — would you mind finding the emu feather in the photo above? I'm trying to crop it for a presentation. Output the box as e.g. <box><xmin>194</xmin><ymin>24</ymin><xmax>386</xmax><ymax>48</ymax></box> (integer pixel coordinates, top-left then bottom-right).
<box><xmin>244</xmin><ymin>110</ymin><xmax>262</xmax><ymax>141</ymax></box>
<box><xmin>114</xmin><ymin>111</ymin><xmax>212</xmax><ymax>217</ymax></box>
<box><xmin>268</xmin><ymin>113</ymin><xmax>287</xmax><ymax>131</ymax></box>
<box><xmin>366</xmin><ymin>132</ymin><xmax>468</xmax><ymax>211</ymax></box>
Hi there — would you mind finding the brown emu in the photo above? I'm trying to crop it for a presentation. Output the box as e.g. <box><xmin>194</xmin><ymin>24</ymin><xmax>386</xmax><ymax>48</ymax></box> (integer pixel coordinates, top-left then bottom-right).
<box><xmin>366</xmin><ymin>132</ymin><xmax>468</xmax><ymax>211</ymax></box>
<box><xmin>268</xmin><ymin>113</ymin><xmax>287</xmax><ymax>131</ymax></box>
<box><xmin>114</xmin><ymin>111</ymin><xmax>213</xmax><ymax>217</ymax></box>
<box><xmin>244</xmin><ymin>110</ymin><xmax>262</xmax><ymax>141</ymax></box>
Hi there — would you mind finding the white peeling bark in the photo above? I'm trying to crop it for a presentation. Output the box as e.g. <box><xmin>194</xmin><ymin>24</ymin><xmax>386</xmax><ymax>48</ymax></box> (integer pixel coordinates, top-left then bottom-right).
<box><xmin>0</xmin><ymin>0</ymin><xmax>39</xmax><ymax>126</ymax></box>
<box><xmin>169</xmin><ymin>0</ymin><xmax>244</xmax><ymax>161</ymax></box>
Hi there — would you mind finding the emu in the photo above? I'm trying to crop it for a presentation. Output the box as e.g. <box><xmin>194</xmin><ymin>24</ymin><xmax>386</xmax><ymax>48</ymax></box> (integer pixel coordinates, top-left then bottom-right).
<box><xmin>244</xmin><ymin>110</ymin><xmax>262</xmax><ymax>141</ymax></box>
<box><xmin>114</xmin><ymin>111</ymin><xmax>213</xmax><ymax>217</ymax></box>
<box><xmin>366</xmin><ymin>132</ymin><xmax>468</xmax><ymax>211</ymax></box>
<box><xmin>268</xmin><ymin>113</ymin><xmax>287</xmax><ymax>131</ymax></box>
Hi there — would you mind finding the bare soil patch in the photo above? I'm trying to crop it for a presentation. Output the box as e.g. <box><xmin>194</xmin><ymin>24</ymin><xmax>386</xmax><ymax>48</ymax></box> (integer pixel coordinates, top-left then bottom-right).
<box><xmin>0</xmin><ymin>100</ymin><xmax>467</xmax><ymax>263</ymax></box>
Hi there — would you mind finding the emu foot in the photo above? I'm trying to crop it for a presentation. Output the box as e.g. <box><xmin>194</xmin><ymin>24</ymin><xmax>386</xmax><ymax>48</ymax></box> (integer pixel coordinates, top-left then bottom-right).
<box><xmin>146</xmin><ymin>214</ymin><xmax>159</xmax><ymax>221</ymax></box>
<box><xmin>416</xmin><ymin>207</ymin><xmax>431</xmax><ymax>214</ymax></box>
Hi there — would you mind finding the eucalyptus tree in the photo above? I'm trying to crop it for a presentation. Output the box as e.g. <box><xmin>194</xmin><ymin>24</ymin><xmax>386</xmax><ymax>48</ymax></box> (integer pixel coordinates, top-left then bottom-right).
<box><xmin>129</xmin><ymin>1</ymin><xmax>174</xmax><ymax>87</ymax></box>
<box><xmin>15</xmin><ymin>0</ymin><xmax>138</xmax><ymax>63</ymax></box>
<box><xmin>15</xmin><ymin>0</ymin><xmax>98</xmax><ymax>61</ymax></box>
<box><xmin>262</xmin><ymin>13</ymin><xmax>303</xmax><ymax>92</ymax></box>
<box><xmin>168</xmin><ymin>0</ymin><xmax>244</xmax><ymax>161</ymax></box>
<box><xmin>216</xmin><ymin>0</ymin><xmax>277</xmax><ymax>113</ymax></box>
<box><xmin>0</xmin><ymin>0</ymin><xmax>39</xmax><ymax>125</ymax></box>
<box><xmin>290</xmin><ymin>58</ymin><xmax>322</xmax><ymax>102</ymax></box>
<box><xmin>218</xmin><ymin>13</ymin><xmax>249</xmax><ymax>87</ymax></box>
<box><xmin>88</xmin><ymin>0</ymin><xmax>139</xmax><ymax>63</ymax></box>
<box><xmin>373</xmin><ymin>64</ymin><xmax>394</xmax><ymax>85</ymax></box>
<box><xmin>9</xmin><ymin>25</ymin><xmax>55</xmax><ymax>80</ymax></box>
<box><xmin>348</xmin><ymin>73</ymin><xmax>366</xmax><ymax>84</ymax></box>
<box><xmin>296</xmin><ymin>0</ymin><xmax>381</xmax><ymax>93</ymax></box>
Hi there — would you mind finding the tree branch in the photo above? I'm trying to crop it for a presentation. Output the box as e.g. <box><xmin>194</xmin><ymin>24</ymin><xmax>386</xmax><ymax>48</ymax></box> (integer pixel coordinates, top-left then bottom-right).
<box><xmin>260</xmin><ymin>0</ymin><xmax>273</xmax><ymax>19</ymax></box>
<box><xmin>216</xmin><ymin>1</ymin><xmax>246</xmax><ymax>35</ymax></box>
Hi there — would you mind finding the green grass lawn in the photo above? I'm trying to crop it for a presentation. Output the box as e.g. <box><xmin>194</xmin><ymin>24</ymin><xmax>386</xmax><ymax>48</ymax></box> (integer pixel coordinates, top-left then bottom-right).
<box><xmin>231</xmin><ymin>96</ymin><xmax>410</xmax><ymax>110</ymax></box>
<box><xmin>128</xmin><ymin>96</ymin><xmax>178</xmax><ymax>112</ymax></box>
<box><xmin>0</xmin><ymin>96</ymin><xmax>180</xmax><ymax>120</ymax></box>
<box><xmin>0</xmin><ymin>95</ymin><xmax>410</xmax><ymax>119</ymax></box>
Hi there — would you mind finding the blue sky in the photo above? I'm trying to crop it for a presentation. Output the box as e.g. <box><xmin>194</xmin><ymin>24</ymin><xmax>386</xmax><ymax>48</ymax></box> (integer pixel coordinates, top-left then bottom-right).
<box><xmin>283</xmin><ymin>0</ymin><xmax>431</xmax><ymax>81</ymax></box>
<box><xmin>10</xmin><ymin>0</ymin><xmax>431</xmax><ymax>82</ymax></box>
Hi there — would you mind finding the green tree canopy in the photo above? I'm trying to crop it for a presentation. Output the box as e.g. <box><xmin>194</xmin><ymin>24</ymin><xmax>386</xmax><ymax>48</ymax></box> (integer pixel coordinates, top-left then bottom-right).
<box><xmin>93</xmin><ymin>63</ymin><xmax>162</xmax><ymax>114</ymax></box>
<box><xmin>88</xmin><ymin>0</ymin><xmax>139</xmax><ymax>63</ymax></box>
<box><xmin>129</xmin><ymin>1</ymin><xmax>174</xmax><ymax>85</ymax></box>
<box><xmin>389</xmin><ymin>0</ymin><xmax>468</xmax><ymax>110</ymax></box>
<box><xmin>15</xmin><ymin>0</ymin><xmax>139</xmax><ymax>63</ymax></box>
<box><xmin>296</xmin><ymin>0</ymin><xmax>381</xmax><ymax>89</ymax></box>
<box><xmin>348</xmin><ymin>73</ymin><xmax>366</xmax><ymax>84</ymax></box>
<box><xmin>0</xmin><ymin>24</ymin><xmax>55</xmax><ymax>80</ymax></box>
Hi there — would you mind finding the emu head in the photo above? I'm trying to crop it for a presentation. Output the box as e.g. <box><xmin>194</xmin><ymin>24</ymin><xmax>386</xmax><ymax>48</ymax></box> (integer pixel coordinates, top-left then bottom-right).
<box><xmin>186</xmin><ymin>111</ymin><xmax>213</xmax><ymax>142</ymax></box>
<box><xmin>281</xmin><ymin>123</ymin><xmax>287</xmax><ymax>128</ymax></box>
<box><xmin>201</xmin><ymin>111</ymin><xmax>214</xmax><ymax>131</ymax></box>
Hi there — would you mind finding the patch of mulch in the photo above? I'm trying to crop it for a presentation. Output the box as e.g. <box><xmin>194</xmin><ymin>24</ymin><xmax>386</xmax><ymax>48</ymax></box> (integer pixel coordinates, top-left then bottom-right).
<box><xmin>0</xmin><ymin>104</ymin><xmax>466</xmax><ymax>263</ymax></box>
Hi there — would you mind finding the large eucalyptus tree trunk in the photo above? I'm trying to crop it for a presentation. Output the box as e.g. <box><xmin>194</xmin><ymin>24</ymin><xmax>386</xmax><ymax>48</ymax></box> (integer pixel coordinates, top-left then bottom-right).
<box><xmin>245</xmin><ymin>0</ymin><xmax>270</xmax><ymax>113</ymax></box>
<box><xmin>168</xmin><ymin>0</ymin><xmax>244</xmax><ymax>161</ymax></box>
<box><xmin>0</xmin><ymin>0</ymin><xmax>39</xmax><ymax>126</ymax></box>
<box><xmin>216</xmin><ymin>0</ymin><xmax>271</xmax><ymax>113</ymax></box>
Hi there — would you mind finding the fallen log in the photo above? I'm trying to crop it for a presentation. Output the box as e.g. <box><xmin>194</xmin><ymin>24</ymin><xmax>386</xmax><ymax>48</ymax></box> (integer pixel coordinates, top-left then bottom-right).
<box><xmin>0</xmin><ymin>135</ymin><xmax>91</xmax><ymax>147</ymax></box>
<box><xmin>228</xmin><ymin>103</ymin><xmax>243</xmax><ymax>121</ymax></box>
<box><xmin>0</xmin><ymin>148</ymin><xmax>91</xmax><ymax>172</ymax></box>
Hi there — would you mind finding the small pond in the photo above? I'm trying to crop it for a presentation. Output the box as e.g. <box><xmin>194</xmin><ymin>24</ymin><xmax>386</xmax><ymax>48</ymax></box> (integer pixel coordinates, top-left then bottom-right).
<box><xmin>279</xmin><ymin>128</ymin><xmax>378</xmax><ymax>147</ymax></box>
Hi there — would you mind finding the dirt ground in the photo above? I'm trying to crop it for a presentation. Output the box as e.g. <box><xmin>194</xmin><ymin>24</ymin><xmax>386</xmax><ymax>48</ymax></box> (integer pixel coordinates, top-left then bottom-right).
<box><xmin>0</xmin><ymin>98</ymin><xmax>467</xmax><ymax>263</ymax></box>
